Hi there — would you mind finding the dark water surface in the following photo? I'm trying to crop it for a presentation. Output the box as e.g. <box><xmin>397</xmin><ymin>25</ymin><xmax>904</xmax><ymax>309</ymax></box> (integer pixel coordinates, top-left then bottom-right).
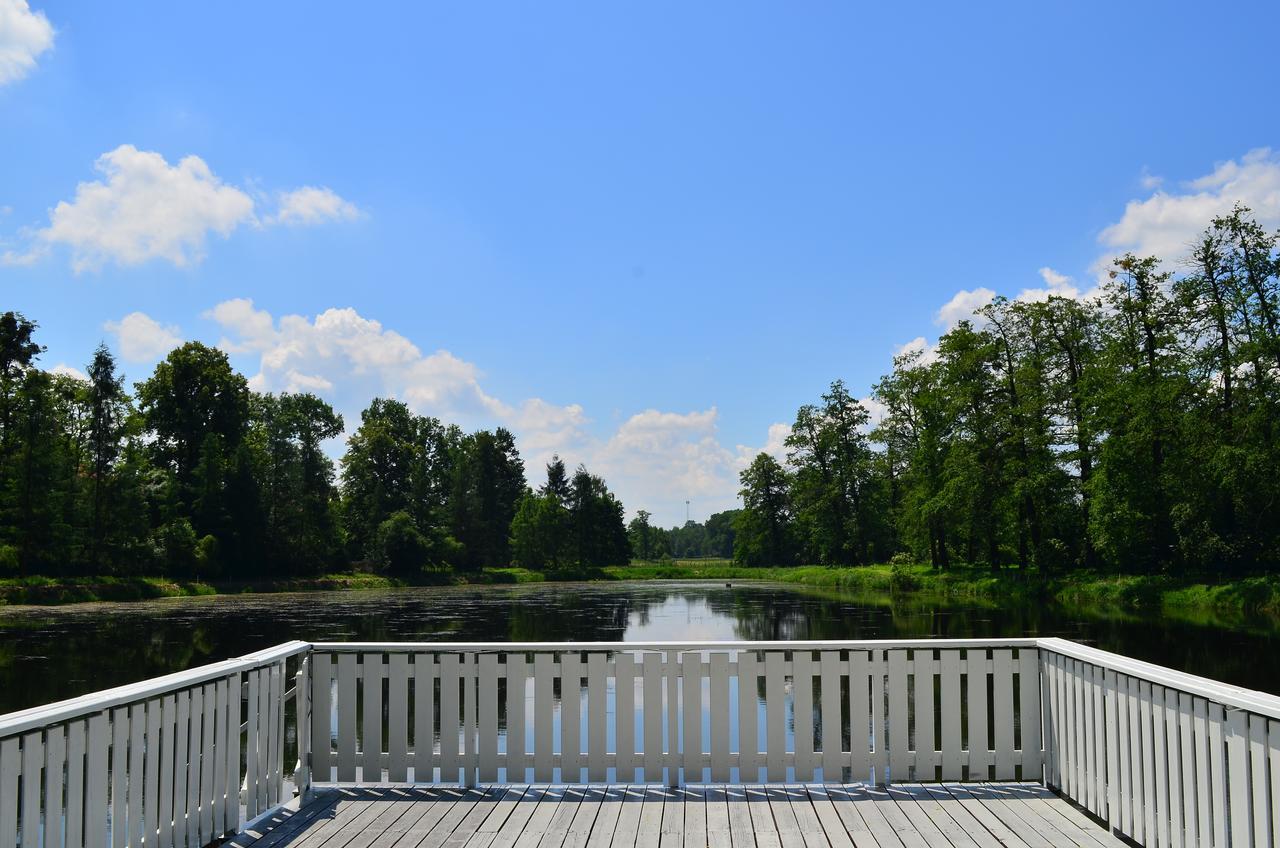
<box><xmin>2</xmin><ymin>580</ymin><xmax>1278</xmax><ymax>715</ymax></box>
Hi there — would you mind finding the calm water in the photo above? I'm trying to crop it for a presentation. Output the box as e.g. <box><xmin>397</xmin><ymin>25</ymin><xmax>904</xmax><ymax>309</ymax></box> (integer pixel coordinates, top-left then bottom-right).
<box><xmin>2</xmin><ymin>579</ymin><xmax>1279</xmax><ymax>715</ymax></box>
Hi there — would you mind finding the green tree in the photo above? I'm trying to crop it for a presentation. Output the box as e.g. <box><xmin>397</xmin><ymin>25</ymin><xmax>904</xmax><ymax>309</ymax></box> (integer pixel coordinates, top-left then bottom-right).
<box><xmin>734</xmin><ymin>452</ymin><xmax>795</xmax><ymax>566</ymax></box>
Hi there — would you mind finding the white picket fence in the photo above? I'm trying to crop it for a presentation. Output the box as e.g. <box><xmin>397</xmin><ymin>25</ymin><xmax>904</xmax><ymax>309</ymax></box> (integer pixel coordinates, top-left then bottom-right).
<box><xmin>4</xmin><ymin>636</ymin><xmax>1280</xmax><ymax>848</ymax></box>
<box><xmin>307</xmin><ymin>639</ymin><xmax>1043</xmax><ymax>787</ymax></box>
<box><xmin>0</xmin><ymin>642</ymin><xmax>309</xmax><ymax>848</ymax></box>
<box><xmin>1040</xmin><ymin>638</ymin><xmax>1280</xmax><ymax>848</ymax></box>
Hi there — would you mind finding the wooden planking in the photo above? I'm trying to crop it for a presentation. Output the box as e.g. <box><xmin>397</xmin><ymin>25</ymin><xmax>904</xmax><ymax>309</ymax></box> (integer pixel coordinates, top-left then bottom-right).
<box><xmin>208</xmin><ymin>781</ymin><xmax>1221</xmax><ymax>848</ymax></box>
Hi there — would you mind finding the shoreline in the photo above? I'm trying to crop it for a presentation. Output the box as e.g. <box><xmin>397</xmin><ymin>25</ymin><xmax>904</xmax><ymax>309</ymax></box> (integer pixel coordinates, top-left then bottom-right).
<box><xmin>3</xmin><ymin>563</ymin><xmax>1279</xmax><ymax>624</ymax></box>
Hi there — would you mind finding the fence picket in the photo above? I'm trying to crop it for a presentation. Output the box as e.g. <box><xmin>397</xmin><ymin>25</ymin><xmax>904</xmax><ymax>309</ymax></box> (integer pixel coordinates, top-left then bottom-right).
<box><xmin>361</xmin><ymin>654</ymin><xmax>382</xmax><ymax>783</ymax></box>
<box><xmin>736</xmin><ymin>651</ymin><xmax>758</xmax><ymax>783</ymax></box>
<box><xmin>505</xmin><ymin>652</ymin><xmax>527</xmax><ymax>783</ymax></box>
<box><xmin>764</xmin><ymin>651</ymin><xmax>786</xmax><ymax>782</ymax></box>
<box><xmin>710</xmin><ymin>653</ymin><xmax>730</xmax><ymax>783</ymax></box>
<box><xmin>614</xmin><ymin>653</ymin><xmax>635</xmax><ymax>783</ymax></box>
<box><xmin>413</xmin><ymin>653</ymin><xmax>434</xmax><ymax>783</ymax></box>
<box><xmin>912</xmin><ymin>650</ymin><xmax>934</xmax><ymax>781</ymax></box>
<box><xmin>586</xmin><ymin>653</ymin><xmax>607</xmax><ymax>782</ymax></box>
<box><xmin>388</xmin><ymin>653</ymin><xmax>410</xmax><ymax>782</ymax></box>
<box><xmin>966</xmin><ymin>648</ymin><xmax>988</xmax><ymax>781</ymax></box>
<box><xmin>793</xmin><ymin>651</ymin><xmax>815</xmax><ymax>782</ymax></box>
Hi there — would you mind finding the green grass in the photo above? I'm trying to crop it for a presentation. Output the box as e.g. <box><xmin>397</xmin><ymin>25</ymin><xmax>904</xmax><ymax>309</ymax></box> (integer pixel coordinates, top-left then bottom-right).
<box><xmin>7</xmin><ymin>560</ymin><xmax>1280</xmax><ymax>625</ymax></box>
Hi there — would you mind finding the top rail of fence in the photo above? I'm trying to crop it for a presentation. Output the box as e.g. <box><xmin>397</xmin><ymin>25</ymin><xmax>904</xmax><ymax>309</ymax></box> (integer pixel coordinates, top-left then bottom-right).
<box><xmin>0</xmin><ymin>639</ymin><xmax>310</xmax><ymax>737</ymax></box>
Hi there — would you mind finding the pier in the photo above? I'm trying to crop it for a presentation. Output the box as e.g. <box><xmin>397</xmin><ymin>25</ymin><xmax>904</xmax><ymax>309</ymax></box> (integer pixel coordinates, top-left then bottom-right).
<box><xmin>3</xmin><ymin>638</ymin><xmax>1275</xmax><ymax>848</ymax></box>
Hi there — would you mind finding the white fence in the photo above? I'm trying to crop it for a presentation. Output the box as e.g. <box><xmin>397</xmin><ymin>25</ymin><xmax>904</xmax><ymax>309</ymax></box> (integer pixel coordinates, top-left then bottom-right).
<box><xmin>308</xmin><ymin>639</ymin><xmax>1043</xmax><ymax>787</ymax></box>
<box><xmin>5</xmin><ymin>636</ymin><xmax>1280</xmax><ymax>848</ymax></box>
<box><xmin>0</xmin><ymin>642</ymin><xmax>309</xmax><ymax>848</ymax></box>
<box><xmin>1041</xmin><ymin>638</ymin><xmax>1280</xmax><ymax>848</ymax></box>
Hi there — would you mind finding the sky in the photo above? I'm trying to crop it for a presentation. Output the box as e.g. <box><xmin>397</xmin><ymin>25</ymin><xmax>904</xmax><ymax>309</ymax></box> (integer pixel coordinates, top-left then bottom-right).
<box><xmin>2</xmin><ymin>1</ymin><xmax>1279</xmax><ymax>527</ymax></box>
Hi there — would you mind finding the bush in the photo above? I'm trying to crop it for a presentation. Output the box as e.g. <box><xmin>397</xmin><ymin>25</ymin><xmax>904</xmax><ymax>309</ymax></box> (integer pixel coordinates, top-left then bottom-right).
<box><xmin>0</xmin><ymin>545</ymin><xmax>18</xmax><ymax>575</ymax></box>
<box><xmin>377</xmin><ymin>511</ymin><xmax>430</xmax><ymax>575</ymax></box>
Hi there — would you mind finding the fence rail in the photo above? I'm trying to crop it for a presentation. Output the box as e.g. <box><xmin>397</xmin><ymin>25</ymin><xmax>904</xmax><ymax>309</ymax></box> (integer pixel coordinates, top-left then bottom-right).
<box><xmin>1040</xmin><ymin>637</ymin><xmax>1280</xmax><ymax>848</ymax></box>
<box><xmin>308</xmin><ymin>639</ymin><xmax>1042</xmax><ymax>787</ymax></box>
<box><xmin>5</xmin><ymin>636</ymin><xmax>1280</xmax><ymax>848</ymax></box>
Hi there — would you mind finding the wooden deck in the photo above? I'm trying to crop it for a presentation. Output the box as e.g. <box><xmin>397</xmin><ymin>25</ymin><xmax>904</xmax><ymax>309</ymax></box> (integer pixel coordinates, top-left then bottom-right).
<box><xmin>229</xmin><ymin>784</ymin><xmax>1124</xmax><ymax>848</ymax></box>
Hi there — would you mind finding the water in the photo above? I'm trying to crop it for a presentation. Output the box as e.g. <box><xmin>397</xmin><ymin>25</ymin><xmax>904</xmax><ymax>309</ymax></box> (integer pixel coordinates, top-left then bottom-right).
<box><xmin>2</xmin><ymin>579</ymin><xmax>1279</xmax><ymax>715</ymax></box>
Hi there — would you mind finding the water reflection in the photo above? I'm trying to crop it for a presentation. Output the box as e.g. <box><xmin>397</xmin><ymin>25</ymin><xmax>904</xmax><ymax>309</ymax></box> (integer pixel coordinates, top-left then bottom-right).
<box><xmin>2</xmin><ymin>580</ymin><xmax>1279</xmax><ymax>714</ymax></box>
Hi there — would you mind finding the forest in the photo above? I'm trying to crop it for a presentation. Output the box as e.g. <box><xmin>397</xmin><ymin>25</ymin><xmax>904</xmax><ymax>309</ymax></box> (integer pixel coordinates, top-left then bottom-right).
<box><xmin>0</xmin><ymin>320</ymin><xmax>631</xmax><ymax>579</ymax></box>
<box><xmin>2</xmin><ymin>206</ymin><xmax>1278</xmax><ymax>580</ymax></box>
<box><xmin>734</xmin><ymin>207</ymin><xmax>1280</xmax><ymax>576</ymax></box>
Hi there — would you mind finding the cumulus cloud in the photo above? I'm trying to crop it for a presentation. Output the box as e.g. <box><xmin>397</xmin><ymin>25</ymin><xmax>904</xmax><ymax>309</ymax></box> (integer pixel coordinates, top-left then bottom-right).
<box><xmin>270</xmin><ymin>187</ymin><xmax>362</xmax><ymax>226</ymax></box>
<box><xmin>935</xmin><ymin>287</ymin><xmax>995</xmax><ymax>330</ymax></box>
<box><xmin>205</xmin><ymin>299</ymin><xmax>786</xmax><ymax>525</ymax></box>
<box><xmin>1098</xmin><ymin>148</ymin><xmax>1280</xmax><ymax>271</ymax></box>
<box><xmin>894</xmin><ymin>335</ymin><xmax>940</xmax><ymax>366</ymax></box>
<box><xmin>104</xmin><ymin>311</ymin><xmax>183</xmax><ymax>363</ymax></box>
<box><xmin>7</xmin><ymin>145</ymin><xmax>360</xmax><ymax>271</ymax></box>
<box><xmin>49</xmin><ymin>363</ymin><xmax>86</xmax><ymax>380</ymax></box>
<box><xmin>0</xmin><ymin>0</ymin><xmax>53</xmax><ymax>87</ymax></box>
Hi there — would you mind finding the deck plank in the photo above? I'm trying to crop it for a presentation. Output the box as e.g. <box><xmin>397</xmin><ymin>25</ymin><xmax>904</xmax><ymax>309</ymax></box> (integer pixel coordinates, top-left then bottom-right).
<box><xmin>232</xmin><ymin>783</ymin><xmax>1111</xmax><ymax>848</ymax></box>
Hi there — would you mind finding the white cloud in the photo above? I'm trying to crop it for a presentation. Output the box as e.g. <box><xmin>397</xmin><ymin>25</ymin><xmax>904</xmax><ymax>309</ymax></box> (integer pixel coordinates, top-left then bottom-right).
<box><xmin>104</xmin><ymin>311</ymin><xmax>183</xmax><ymax>363</ymax></box>
<box><xmin>49</xmin><ymin>362</ymin><xmax>86</xmax><ymax>380</ymax></box>
<box><xmin>8</xmin><ymin>146</ymin><xmax>361</xmax><ymax>271</ymax></box>
<box><xmin>206</xmin><ymin>299</ymin><xmax>787</xmax><ymax>525</ymax></box>
<box><xmin>935</xmin><ymin>287</ymin><xmax>995</xmax><ymax>330</ymax></box>
<box><xmin>894</xmin><ymin>335</ymin><xmax>939</xmax><ymax>366</ymax></box>
<box><xmin>32</xmin><ymin>145</ymin><xmax>257</xmax><ymax>272</ymax></box>
<box><xmin>0</xmin><ymin>0</ymin><xmax>53</xmax><ymax>87</ymax></box>
<box><xmin>1098</xmin><ymin>148</ymin><xmax>1280</xmax><ymax>271</ymax></box>
<box><xmin>270</xmin><ymin>187</ymin><xmax>362</xmax><ymax>226</ymax></box>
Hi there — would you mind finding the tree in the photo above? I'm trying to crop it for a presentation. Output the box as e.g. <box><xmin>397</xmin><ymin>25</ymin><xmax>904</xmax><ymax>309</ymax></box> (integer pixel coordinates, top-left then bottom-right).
<box><xmin>136</xmin><ymin>343</ymin><xmax>250</xmax><ymax>518</ymax></box>
<box><xmin>510</xmin><ymin>492</ymin><xmax>570</xmax><ymax>569</ymax></box>
<box><xmin>84</xmin><ymin>344</ymin><xmax>127</xmax><ymax>568</ymax></box>
<box><xmin>628</xmin><ymin>509</ymin><xmax>660</xmax><ymax>560</ymax></box>
<box><xmin>567</xmin><ymin>465</ymin><xmax>630</xmax><ymax>567</ymax></box>
<box><xmin>450</xmin><ymin>428</ymin><xmax>526</xmax><ymax>569</ymax></box>
<box><xmin>341</xmin><ymin>398</ymin><xmax>459</xmax><ymax>569</ymax></box>
<box><xmin>734</xmin><ymin>453</ymin><xmax>795</xmax><ymax>566</ymax></box>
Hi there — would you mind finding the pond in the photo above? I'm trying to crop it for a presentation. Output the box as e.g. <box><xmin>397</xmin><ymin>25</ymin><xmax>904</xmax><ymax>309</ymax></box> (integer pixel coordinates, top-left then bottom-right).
<box><xmin>2</xmin><ymin>579</ymin><xmax>1279</xmax><ymax>716</ymax></box>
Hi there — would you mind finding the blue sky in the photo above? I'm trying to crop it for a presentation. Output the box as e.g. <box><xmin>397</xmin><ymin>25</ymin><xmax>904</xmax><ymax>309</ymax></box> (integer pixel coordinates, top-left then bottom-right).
<box><xmin>2</xmin><ymin>1</ymin><xmax>1279</xmax><ymax>526</ymax></box>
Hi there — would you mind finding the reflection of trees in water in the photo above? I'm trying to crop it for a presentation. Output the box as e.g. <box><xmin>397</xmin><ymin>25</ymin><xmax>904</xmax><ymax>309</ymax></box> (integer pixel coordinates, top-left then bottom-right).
<box><xmin>6</xmin><ymin>582</ymin><xmax>1280</xmax><ymax>715</ymax></box>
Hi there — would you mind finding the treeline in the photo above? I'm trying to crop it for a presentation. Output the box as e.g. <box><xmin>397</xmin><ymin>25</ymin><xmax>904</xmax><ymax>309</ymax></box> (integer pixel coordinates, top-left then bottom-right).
<box><xmin>0</xmin><ymin>321</ymin><xmax>629</xmax><ymax>578</ymax></box>
<box><xmin>735</xmin><ymin>206</ymin><xmax>1280</xmax><ymax>576</ymax></box>
<box><xmin>626</xmin><ymin>510</ymin><xmax>740</xmax><ymax>561</ymax></box>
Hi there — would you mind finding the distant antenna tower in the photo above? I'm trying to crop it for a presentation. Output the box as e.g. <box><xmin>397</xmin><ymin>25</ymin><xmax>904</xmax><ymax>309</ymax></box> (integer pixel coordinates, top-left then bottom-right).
<box><xmin>686</xmin><ymin>500</ymin><xmax>691</xmax><ymax>523</ymax></box>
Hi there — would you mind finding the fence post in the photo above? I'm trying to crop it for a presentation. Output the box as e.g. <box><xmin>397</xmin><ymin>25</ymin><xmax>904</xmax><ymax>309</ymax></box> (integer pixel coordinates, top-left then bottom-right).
<box><xmin>295</xmin><ymin>653</ymin><xmax>312</xmax><ymax>803</ymax></box>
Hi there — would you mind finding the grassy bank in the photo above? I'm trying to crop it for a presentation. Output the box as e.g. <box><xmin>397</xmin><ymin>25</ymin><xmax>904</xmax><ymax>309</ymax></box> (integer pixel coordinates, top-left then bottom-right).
<box><xmin>5</xmin><ymin>562</ymin><xmax>1280</xmax><ymax>623</ymax></box>
<box><xmin>608</xmin><ymin>560</ymin><xmax>1280</xmax><ymax>620</ymax></box>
